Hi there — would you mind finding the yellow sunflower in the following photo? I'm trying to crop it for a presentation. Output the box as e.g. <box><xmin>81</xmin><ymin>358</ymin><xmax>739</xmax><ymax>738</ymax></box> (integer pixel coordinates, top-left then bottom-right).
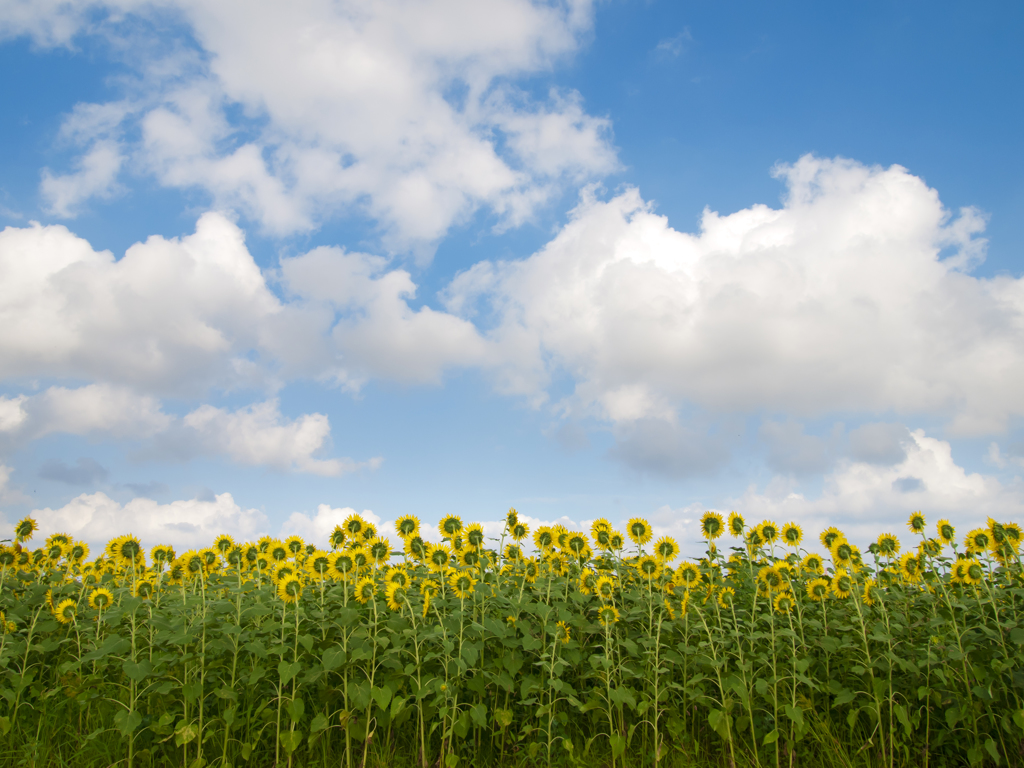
<box><xmin>961</xmin><ymin>558</ymin><xmax>984</xmax><ymax>586</ymax></box>
<box><xmin>503</xmin><ymin>543</ymin><xmax>523</xmax><ymax>562</ymax></box>
<box><xmin>329</xmin><ymin>525</ymin><xmax>347</xmax><ymax>550</ymax></box>
<box><xmin>405</xmin><ymin>535</ymin><xmax>429</xmax><ymax>562</ymax></box>
<box><xmin>595</xmin><ymin>575</ymin><xmax>616</xmax><ymax>601</ymax></box>
<box><xmin>831</xmin><ymin>569</ymin><xmax>853</xmax><ymax>599</ymax></box>
<box><xmin>555</xmin><ymin>620</ymin><xmax>571</xmax><ymax>644</ymax></box>
<box><xmin>772</xmin><ymin>591</ymin><xmax>795</xmax><ymax>614</ymax></box>
<box><xmin>277</xmin><ymin>574</ymin><xmax>303</xmax><ymax>603</ymax></box>
<box><xmin>465</xmin><ymin>523</ymin><xmax>486</xmax><ymax>549</ymax></box>
<box><xmin>608</xmin><ymin>532</ymin><xmax>626</xmax><ymax>551</ymax></box>
<box><xmin>88</xmin><ymin>587</ymin><xmax>114</xmax><ymax>610</ymax></box>
<box><xmin>965</xmin><ymin>528</ymin><xmax>990</xmax><ymax>554</ymax></box>
<box><xmin>635</xmin><ymin>555</ymin><xmax>661</xmax><ymax>580</ymax></box>
<box><xmin>876</xmin><ymin>533</ymin><xmax>900</xmax><ymax>558</ymax></box>
<box><xmin>354</xmin><ymin>576</ymin><xmax>377</xmax><ymax>604</ymax></box>
<box><xmin>727</xmin><ymin>511</ymin><xmax>745</xmax><ymax>537</ymax></box>
<box><xmin>806</xmin><ymin>577</ymin><xmax>830</xmax><ymax>602</ymax></box>
<box><xmin>426</xmin><ymin>543</ymin><xmax>452</xmax><ymax>572</ymax></box>
<box><xmin>758</xmin><ymin>521</ymin><xmax>779</xmax><ymax>544</ymax></box>
<box><xmin>862</xmin><ymin>578</ymin><xmax>880</xmax><ymax>607</ymax></box>
<box><xmin>511</xmin><ymin>521</ymin><xmax>530</xmax><ymax>542</ymax></box>
<box><xmin>626</xmin><ymin>518</ymin><xmax>653</xmax><ymax>546</ymax></box>
<box><xmin>438</xmin><ymin>514</ymin><xmax>463</xmax><ymax>539</ymax></box>
<box><xmin>54</xmin><ymin>598</ymin><xmax>77</xmax><ymax>624</ymax></box>
<box><xmin>717</xmin><ymin>586</ymin><xmax>736</xmax><ymax>609</ymax></box>
<box><xmin>820</xmin><ymin>527</ymin><xmax>844</xmax><ymax>550</ymax></box>
<box><xmin>367</xmin><ymin>537</ymin><xmax>392</xmax><ymax>565</ymax></box>
<box><xmin>448</xmin><ymin>570</ymin><xmax>477</xmax><ymax>599</ymax></box>
<box><xmin>907</xmin><ymin>511</ymin><xmax>927</xmax><ymax>534</ymax></box>
<box><xmin>936</xmin><ymin>519</ymin><xmax>955</xmax><ymax>545</ymax></box>
<box><xmin>800</xmin><ymin>553</ymin><xmax>824</xmax><ymax>574</ymax></box>
<box><xmin>394</xmin><ymin>515</ymin><xmax>420</xmax><ymax>539</ymax></box>
<box><xmin>533</xmin><ymin>526</ymin><xmax>554</xmax><ymax>551</ymax></box>
<box><xmin>385</xmin><ymin>582</ymin><xmax>406</xmax><ymax>612</ymax></box>
<box><xmin>597</xmin><ymin>604</ymin><xmax>620</xmax><ymax>626</ymax></box>
<box><xmin>781</xmin><ymin>522</ymin><xmax>803</xmax><ymax>546</ymax></box>
<box><xmin>674</xmin><ymin>561</ymin><xmax>701</xmax><ymax>588</ymax></box>
<box><xmin>899</xmin><ymin>552</ymin><xmax>923</xmax><ymax>583</ymax></box>
<box><xmin>14</xmin><ymin>516</ymin><xmax>37</xmax><ymax>542</ymax></box>
<box><xmin>654</xmin><ymin>536</ymin><xmax>680</xmax><ymax>563</ymax></box>
<box><xmin>700</xmin><ymin>511</ymin><xmax>724</xmax><ymax>540</ymax></box>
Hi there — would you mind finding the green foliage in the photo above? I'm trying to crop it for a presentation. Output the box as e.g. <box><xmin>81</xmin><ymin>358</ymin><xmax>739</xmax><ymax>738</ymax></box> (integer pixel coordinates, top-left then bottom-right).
<box><xmin>1</xmin><ymin>513</ymin><xmax>1023</xmax><ymax>768</ymax></box>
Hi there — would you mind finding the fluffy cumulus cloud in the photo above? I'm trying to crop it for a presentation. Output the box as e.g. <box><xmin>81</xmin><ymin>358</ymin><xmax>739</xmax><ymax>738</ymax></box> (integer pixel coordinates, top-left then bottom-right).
<box><xmin>446</xmin><ymin>155</ymin><xmax>1024</xmax><ymax>438</ymax></box>
<box><xmin>4</xmin><ymin>0</ymin><xmax>615</xmax><ymax>249</ymax></box>
<box><xmin>29</xmin><ymin>491</ymin><xmax>269</xmax><ymax>549</ymax></box>
<box><xmin>731</xmin><ymin>429</ymin><xmax>1024</xmax><ymax>548</ymax></box>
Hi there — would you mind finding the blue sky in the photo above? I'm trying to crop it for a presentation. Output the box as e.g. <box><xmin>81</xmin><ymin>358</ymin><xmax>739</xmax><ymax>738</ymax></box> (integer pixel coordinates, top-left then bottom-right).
<box><xmin>1</xmin><ymin>0</ymin><xmax>1022</xmax><ymax>555</ymax></box>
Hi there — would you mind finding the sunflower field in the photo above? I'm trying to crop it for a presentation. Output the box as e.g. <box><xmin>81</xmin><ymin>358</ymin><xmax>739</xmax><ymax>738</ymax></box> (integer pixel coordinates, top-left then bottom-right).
<box><xmin>0</xmin><ymin>509</ymin><xmax>1023</xmax><ymax>768</ymax></box>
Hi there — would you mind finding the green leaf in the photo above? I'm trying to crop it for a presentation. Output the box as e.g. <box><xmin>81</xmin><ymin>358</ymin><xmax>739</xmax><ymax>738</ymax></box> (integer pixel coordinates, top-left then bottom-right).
<box><xmin>279</xmin><ymin>730</ymin><xmax>303</xmax><ymax>754</ymax></box>
<box><xmin>371</xmin><ymin>685</ymin><xmax>392</xmax><ymax>711</ymax></box>
<box><xmin>287</xmin><ymin>697</ymin><xmax>305</xmax><ymax>723</ymax></box>
<box><xmin>174</xmin><ymin>722</ymin><xmax>199</xmax><ymax>747</ymax></box>
<box><xmin>1010</xmin><ymin>628</ymin><xmax>1024</xmax><ymax>645</ymax></box>
<box><xmin>445</xmin><ymin>753</ymin><xmax>459</xmax><ymax>768</ymax></box>
<box><xmin>609</xmin><ymin>733</ymin><xmax>626</xmax><ymax>758</ymax></box>
<box><xmin>279</xmin><ymin>660</ymin><xmax>302</xmax><ymax>686</ymax></box>
<box><xmin>114</xmin><ymin>709</ymin><xmax>143</xmax><ymax>736</ymax></box>
<box><xmin>763</xmin><ymin>729</ymin><xmax>779</xmax><ymax>745</ymax></box>
<box><xmin>322</xmin><ymin>647</ymin><xmax>346</xmax><ymax>671</ymax></box>
<box><xmin>122</xmin><ymin>659</ymin><xmax>152</xmax><ymax>682</ymax></box>
<box><xmin>984</xmin><ymin>738</ymin><xmax>1000</xmax><ymax>763</ymax></box>
<box><xmin>310</xmin><ymin>712</ymin><xmax>329</xmax><ymax>733</ymax></box>
<box><xmin>784</xmin><ymin>705</ymin><xmax>804</xmax><ymax>727</ymax></box>
<box><xmin>470</xmin><ymin>703</ymin><xmax>487</xmax><ymax>728</ymax></box>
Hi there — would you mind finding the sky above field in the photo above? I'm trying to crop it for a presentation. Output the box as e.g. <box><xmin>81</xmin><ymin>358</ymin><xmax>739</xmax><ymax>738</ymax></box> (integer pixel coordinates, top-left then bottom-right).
<box><xmin>1</xmin><ymin>0</ymin><xmax>1023</xmax><ymax>555</ymax></box>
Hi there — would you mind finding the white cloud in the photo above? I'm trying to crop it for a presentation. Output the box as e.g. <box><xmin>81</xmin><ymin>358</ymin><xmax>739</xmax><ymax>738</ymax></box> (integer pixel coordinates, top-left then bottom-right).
<box><xmin>40</xmin><ymin>141</ymin><xmax>123</xmax><ymax>217</ymax></box>
<box><xmin>280</xmin><ymin>504</ymin><xmax>381</xmax><ymax>547</ymax></box>
<box><xmin>732</xmin><ymin>429</ymin><xmax>1024</xmax><ymax>547</ymax></box>
<box><xmin>0</xmin><ymin>462</ymin><xmax>29</xmax><ymax>504</ymax></box>
<box><xmin>446</xmin><ymin>155</ymin><xmax>1024</xmax><ymax>436</ymax></box>
<box><xmin>14</xmin><ymin>0</ymin><xmax>614</xmax><ymax>249</ymax></box>
<box><xmin>30</xmin><ymin>490</ymin><xmax>269</xmax><ymax>550</ymax></box>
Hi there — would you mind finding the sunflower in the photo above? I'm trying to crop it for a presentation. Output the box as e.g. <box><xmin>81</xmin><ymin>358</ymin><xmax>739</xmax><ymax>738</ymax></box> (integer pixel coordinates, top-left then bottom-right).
<box><xmin>394</xmin><ymin>515</ymin><xmax>420</xmax><ymax>539</ymax></box>
<box><xmin>608</xmin><ymin>532</ymin><xmax>626</xmax><ymax>551</ymax></box>
<box><xmin>965</xmin><ymin>528</ymin><xmax>991</xmax><ymax>554</ymax></box>
<box><xmin>89</xmin><ymin>587</ymin><xmax>114</xmax><ymax>610</ymax></box>
<box><xmin>918</xmin><ymin>538</ymin><xmax>942</xmax><ymax>558</ymax></box>
<box><xmin>307</xmin><ymin>551</ymin><xmax>332</xmax><ymax>579</ymax></box>
<box><xmin>361</xmin><ymin>523</ymin><xmax>378</xmax><ymax>542</ymax></box>
<box><xmin>717</xmin><ymin>586</ymin><xmax>736</xmax><ymax>609</ymax></box>
<box><xmin>772</xmin><ymin>591</ymin><xmax>795</xmax><ymax>614</ymax></box>
<box><xmin>354</xmin><ymin>576</ymin><xmax>377</xmax><ymax>604</ymax></box>
<box><xmin>426</xmin><ymin>543</ymin><xmax>452</xmax><ymax>573</ymax></box>
<box><xmin>758</xmin><ymin>565</ymin><xmax>785</xmax><ymax>591</ymax></box>
<box><xmin>367</xmin><ymin>537</ymin><xmax>392</xmax><ymax>565</ymax></box>
<box><xmin>281</xmin><ymin>536</ymin><xmax>303</xmax><ymax>558</ymax></box>
<box><xmin>898</xmin><ymin>552</ymin><xmax>922</xmax><ymax>583</ymax></box>
<box><xmin>806</xmin><ymin>577</ymin><xmax>830</xmax><ymax>601</ymax></box>
<box><xmin>934</xmin><ymin>519</ymin><xmax>955</xmax><ymax>545</ymax></box>
<box><xmin>272</xmin><ymin>563</ymin><xmax>297</xmax><ymax>584</ymax></box>
<box><xmin>523</xmin><ymin>558</ymin><xmax>540</xmax><ymax>583</ymax></box>
<box><xmin>671</xmin><ymin>562</ymin><xmax>699</xmax><ymax>589</ymax></box>
<box><xmin>962</xmin><ymin>558</ymin><xmax>984</xmax><ymax>586</ymax></box>
<box><xmin>780</xmin><ymin>522</ymin><xmax>802</xmax><ymax>546</ymax></box>
<box><xmin>591</xmin><ymin>525</ymin><xmax>613</xmax><ymax>550</ymax></box>
<box><xmin>590</xmin><ymin>518</ymin><xmax>612</xmax><ymax>538</ymax></box>
<box><xmin>831</xmin><ymin>569</ymin><xmax>853</xmax><ymax>599</ymax></box>
<box><xmin>830</xmin><ymin>538</ymin><xmax>854</xmax><ymax>568</ymax></box>
<box><xmin>800</xmin><ymin>553</ymin><xmax>824</xmax><ymax>574</ymax></box>
<box><xmin>744</xmin><ymin>528</ymin><xmax>763</xmax><ymax>550</ymax></box>
<box><xmin>597</xmin><ymin>604</ymin><xmax>620</xmax><ymax>626</ymax></box>
<box><xmin>200</xmin><ymin>548</ymin><xmax>220</xmax><ymax>573</ymax></box>
<box><xmin>45</xmin><ymin>543</ymin><xmax>65</xmax><ymax>562</ymax></box>
<box><xmin>329</xmin><ymin>525</ymin><xmax>347</xmax><ymax>550</ymax></box>
<box><xmin>506</xmin><ymin>508</ymin><xmax>519</xmax><ymax>529</ymax></box>
<box><xmin>905</xmin><ymin>510</ymin><xmax>926</xmax><ymax>533</ymax></box>
<box><xmin>405</xmin><ymin>535</ymin><xmax>429</xmax><ymax>562</ymax></box>
<box><xmin>149</xmin><ymin>545</ymin><xmax>172</xmax><ymax>566</ymax></box>
<box><xmin>627</xmin><ymin>518</ymin><xmax>653</xmax><ymax>546</ymax></box>
<box><xmin>565</xmin><ymin>532</ymin><xmax>589</xmax><ymax>558</ymax></box>
<box><xmin>385</xmin><ymin>582</ymin><xmax>406</xmax><ymax>612</ymax></box>
<box><xmin>14</xmin><ymin>516</ymin><xmax>37</xmax><ymax>542</ymax></box>
<box><xmin>546</xmin><ymin>552</ymin><xmax>568</xmax><ymax>576</ymax></box>
<box><xmin>438</xmin><ymin>514</ymin><xmax>463</xmax><ymax>539</ymax></box>
<box><xmin>726</xmin><ymin>511</ymin><xmax>745</xmax><ymax>537</ymax></box>
<box><xmin>276</xmin><ymin>574</ymin><xmax>302</xmax><ymax>603</ymax></box>
<box><xmin>459</xmin><ymin>548</ymin><xmax>482</xmax><ymax>570</ymax></box>
<box><xmin>654</xmin><ymin>536</ymin><xmax>680</xmax><ymax>563</ymax></box>
<box><xmin>757</xmin><ymin>521</ymin><xmax>779</xmax><ymax>544</ymax></box>
<box><xmin>1003</xmin><ymin>522</ymin><xmax>1022</xmax><ymax>546</ymax></box>
<box><xmin>503</xmin><ymin>543</ymin><xmax>523</xmax><ymax>562</ymax></box>
<box><xmin>213</xmin><ymin>534</ymin><xmax>235</xmax><ymax>556</ymax></box>
<box><xmin>510</xmin><ymin>521</ymin><xmax>530</xmax><ymax>542</ymax></box>
<box><xmin>448</xmin><ymin>570</ymin><xmax>477</xmax><ymax>599</ymax></box>
<box><xmin>820</xmin><ymin>527</ymin><xmax>844</xmax><ymax>550</ymax></box>
<box><xmin>862</xmin><ymin>578</ymin><xmax>880</xmax><ymax>606</ymax></box>
<box><xmin>533</xmin><ymin>526</ymin><xmax>554</xmax><ymax>551</ymax></box>
<box><xmin>420</xmin><ymin>583</ymin><xmax>436</xmax><ymax>618</ymax></box>
<box><xmin>265</xmin><ymin>541</ymin><xmax>287</xmax><ymax>563</ymax></box>
<box><xmin>635</xmin><ymin>555</ymin><xmax>662</xmax><ymax>580</ymax></box>
<box><xmin>54</xmin><ymin>598</ymin><xmax>77</xmax><ymax>624</ymax></box>
<box><xmin>578</xmin><ymin>570</ymin><xmax>599</xmax><ymax>595</ymax></box>
<box><xmin>341</xmin><ymin>514</ymin><xmax>365</xmax><ymax>539</ymax></box>
<box><xmin>555</xmin><ymin>620</ymin><xmax>571</xmax><ymax>643</ymax></box>
<box><xmin>463</xmin><ymin>523</ymin><xmax>485</xmax><ymax>549</ymax></box>
<box><xmin>699</xmin><ymin>511</ymin><xmax>724</xmax><ymax>540</ymax></box>
<box><xmin>595</xmin><ymin>575</ymin><xmax>616</xmax><ymax>601</ymax></box>
<box><xmin>662</xmin><ymin>598</ymin><xmax>677</xmax><ymax>620</ymax></box>
<box><xmin>329</xmin><ymin>551</ymin><xmax>357</xmax><ymax>580</ymax></box>
<box><xmin>350</xmin><ymin>547</ymin><xmax>370</xmax><ymax>570</ymax></box>
<box><xmin>134</xmin><ymin>578</ymin><xmax>156</xmax><ymax>600</ymax></box>
<box><xmin>876</xmin><ymin>533</ymin><xmax>900</xmax><ymax>558</ymax></box>
<box><xmin>552</xmin><ymin>526</ymin><xmax>569</xmax><ymax>550</ymax></box>
<box><xmin>0</xmin><ymin>546</ymin><xmax>15</xmax><ymax>568</ymax></box>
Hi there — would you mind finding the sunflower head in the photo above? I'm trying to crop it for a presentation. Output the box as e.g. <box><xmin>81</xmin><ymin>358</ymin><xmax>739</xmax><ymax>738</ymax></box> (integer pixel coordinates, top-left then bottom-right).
<box><xmin>627</xmin><ymin>518</ymin><xmax>653</xmax><ymax>546</ymax></box>
<box><xmin>820</xmin><ymin>527</ymin><xmax>844</xmax><ymax>550</ymax></box>
<box><xmin>592</xmin><ymin>526</ymin><xmax>613</xmax><ymax>549</ymax></box>
<box><xmin>134</xmin><ymin>578</ymin><xmax>156</xmax><ymax>600</ymax></box>
<box><xmin>777</xmin><ymin>522</ymin><xmax>802</xmax><ymax>546</ymax></box>
<box><xmin>459</xmin><ymin>548</ymin><xmax>482</xmax><ymax>570</ymax></box>
<box><xmin>511</xmin><ymin>521</ymin><xmax>530</xmax><ymax>542</ymax></box>
<box><xmin>830</xmin><ymin>538</ymin><xmax>853</xmax><ymax>567</ymax></box>
<box><xmin>385</xmin><ymin>582</ymin><xmax>406</xmax><ymax>612</ymax></box>
<box><xmin>555</xmin><ymin>620</ymin><xmax>571</xmax><ymax>644</ymax></box>
<box><xmin>654</xmin><ymin>536</ymin><xmax>680</xmax><ymax>563</ymax></box>
<box><xmin>1003</xmin><ymin>522</ymin><xmax>1021</xmax><ymax>545</ymax></box>
<box><xmin>934</xmin><ymin>519</ymin><xmax>955</xmax><ymax>545</ymax></box>
<box><xmin>360</xmin><ymin>523</ymin><xmax>378</xmax><ymax>542</ymax></box>
<box><xmin>277</xmin><ymin>574</ymin><xmax>303</xmax><ymax>603</ymax></box>
<box><xmin>353</xmin><ymin>577</ymin><xmax>376</xmax><ymax>604</ymax></box>
<box><xmin>806</xmin><ymin>577</ymin><xmax>830</xmax><ymax>602</ymax></box>
<box><xmin>404</xmin><ymin>535</ymin><xmax>428</xmax><ymax>562</ymax></box>
<box><xmin>506</xmin><ymin>508</ymin><xmax>519</xmax><ymax>529</ymax></box>
<box><xmin>597</xmin><ymin>604</ymin><xmax>620</xmax><ymax>626</ymax></box>
<box><xmin>533</xmin><ymin>526</ymin><xmax>554</xmax><ymax>551</ymax></box>
<box><xmin>14</xmin><ymin>516</ymin><xmax>37</xmax><ymax>543</ymax></box>
<box><xmin>608</xmin><ymin>532</ymin><xmax>626</xmax><ymax>551</ymax></box>
<box><xmin>368</xmin><ymin>537</ymin><xmax>392</xmax><ymax>564</ymax></box>
<box><xmin>700</xmin><ymin>511</ymin><xmax>724</xmax><ymax>540</ymax></box>
<box><xmin>876</xmin><ymin>533</ymin><xmax>900</xmax><ymax>557</ymax></box>
<box><xmin>758</xmin><ymin>521</ymin><xmax>779</xmax><ymax>544</ymax></box>
<box><xmin>395</xmin><ymin>515</ymin><xmax>420</xmax><ymax>539</ymax></box>
<box><xmin>717</xmin><ymin>586</ymin><xmax>736</xmax><ymax>609</ymax></box>
<box><xmin>89</xmin><ymin>587</ymin><xmax>114</xmax><ymax>611</ymax></box>
<box><xmin>566</xmin><ymin>532</ymin><xmax>589</xmax><ymax>557</ymax></box>
<box><xmin>439</xmin><ymin>514</ymin><xmax>463</xmax><ymax>539</ymax></box>
<box><xmin>0</xmin><ymin>546</ymin><xmax>15</xmax><ymax>568</ymax></box>
<box><xmin>675</xmin><ymin>561</ymin><xmax>701</xmax><ymax>587</ymax></box>
<box><xmin>635</xmin><ymin>555</ymin><xmax>661</xmax><ymax>580</ymax></box>
<box><xmin>758</xmin><ymin>565</ymin><xmax>785</xmax><ymax>591</ymax></box>
<box><xmin>448</xmin><ymin>570</ymin><xmax>477</xmax><ymax>599</ymax></box>
<box><xmin>427</xmin><ymin>543</ymin><xmax>452</xmax><ymax>572</ymax></box>
<box><xmin>307</xmin><ymin>551</ymin><xmax>332</xmax><ymax>578</ymax></box>
<box><xmin>907</xmin><ymin>511</ymin><xmax>927</xmax><ymax>534</ymax></box>
<box><xmin>329</xmin><ymin>525</ymin><xmax>347</xmax><ymax>550</ymax></box>
<box><xmin>595</xmin><ymin>575</ymin><xmax>616</xmax><ymax>601</ymax></box>
<box><xmin>772</xmin><ymin>591</ymin><xmax>795</xmax><ymax>614</ymax></box>
<box><xmin>963</xmin><ymin>558</ymin><xmax>984</xmax><ymax>585</ymax></box>
<box><xmin>965</xmin><ymin>528</ymin><xmax>991</xmax><ymax>554</ymax></box>
<box><xmin>831</xmin><ymin>569</ymin><xmax>853</xmax><ymax>599</ymax></box>
<box><xmin>727</xmin><ymin>512</ymin><xmax>745</xmax><ymax>537</ymax></box>
<box><xmin>862</xmin><ymin>578</ymin><xmax>880</xmax><ymax>606</ymax></box>
<box><xmin>214</xmin><ymin>534</ymin><xmax>236</xmax><ymax>555</ymax></box>
<box><xmin>503</xmin><ymin>543</ymin><xmax>523</xmax><ymax>562</ymax></box>
<box><xmin>342</xmin><ymin>514</ymin><xmax>365</xmax><ymax>538</ymax></box>
<box><xmin>54</xmin><ymin>598</ymin><xmax>77</xmax><ymax>624</ymax></box>
<box><xmin>465</xmin><ymin>523</ymin><xmax>485</xmax><ymax>549</ymax></box>
<box><xmin>578</xmin><ymin>570</ymin><xmax>599</xmax><ymax>595</ymax></box>
<box><xmin>800</xmin><ymin>553</ymin><xmax>824</xmax><ymax>574</ymax></box>
<box><xmin>329</xmin><ymin>551</ymin><xmax>356</xmax><ymax>579</ymax></box>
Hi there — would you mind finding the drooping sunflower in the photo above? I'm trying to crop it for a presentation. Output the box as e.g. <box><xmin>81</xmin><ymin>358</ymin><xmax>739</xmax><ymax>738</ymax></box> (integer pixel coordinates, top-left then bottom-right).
<box><xmin>876</xmin><ymin>533</ymin><xmax>901</xmax><ymax>558</ymax></box>
<box><xmin>654</xmin><ymin>536</ymin><xmax>680</xmax><ymax>563</ymax></box>
<box><xmin>627</xmin><ymin>518</ymin><xmax>653</xmax><ymax>546</ymax></box>
<box><xmin>758</xmin><ymin>521</ymin><xmax>780</xmax><ymax>544</ymax></box>
<box><xmin>820</xmin><ymin>527</ymin><xmax>844</xmax><ymax>550</ymax></box>
<box><xmin>597</xmin><ymin>604</ymin><xmax>620</xmax><ymax>626</ymax></box>
<box><xmin>717</xmin><ymin>586</ymin><xmax>736</xmax><ymax>609</ymax></box>
<box><xmin>1003</xmin><ymin>522</ymin><xmax>1022</xmax><ymax>546</ymax></box>
<box><xmin>965</xmin><ymin>528</ymin><xmax>991</xmax><ymax>554</ymax></box>
<box><xmin>385</xmin><ymin>582</ymin><xmax>406</xmax><ymax>612</ymax></box>
<box><xmin>89</xmin><ymin>587</ymin><xmax>114</xmax><ymax>610</ymax></box>
<box><xmin>772</xmin><ymin>591</ymin><xmax>795</xmax><ymax>614</ymax></box>
<box><xmin>354</xmin><ymin>576</ymin><xmax>377</xmax><ymax>604</ymax></box>
<box><xmin>15</xmin><ymin>516</ymin><xmax>37</xmax><ymax>542</ymax></box>
<box><xmin>465</xmin><ymin>523</ymin><xmax>486</xmax><ymax>549</ymax></box>
<box><xmin>806</xmin><ymin>577</ymin><xmax>830</xmax><ymax>602</ymax></box>
<box><xmin>780</xmin><ymin>522</ymin><xmax>803</xmax><ymax>546</ymax></box>
<box><xmin>555</xmin><ymin>620</ymin><xmax>571</xmax><ymax>644</ymax></box>
<box><xmin>831</xmin><ymin>569</ymin><xmax>853</xmax><ymax>599</ymax></box>
<box><xmin>438</xmin><ymin>514</ymin><xmax>464</xmax><ymax>539</ymax></box>
<box><xmin>700</xmin><ymin>511</ymin><xmax>724</xmax><ymax>540</ymax></box>
<box><xmin>394</xmin><ymin>515</ymin><xmax>420</xmax><ymax>539</ymax></box>
<box><xmin>727</xmin><ymin>512</ymin><xmax>745</xmax><ymax>537</ymax></box>
<box><xmin>54</xmin><ymin>598</ymin><xmax>77</xmax><ymax>624</ymax></box>
<box><xmin>448</xmin><ymin>570</ymin><xmax>477</xmax><ymax>599</ymax></box>
<box><xmin>936</xmin><ymin>519</ymin><xmax>955</xmax><ymax>545</ymax></box>
<box><xmin>426</xmin><ymin>543</ymin><xmax>452</xmax><ymax>573</ymax></box>
<box><xmin>907</xmin><ymin>511</ymin><xmax>927</xmax><ymax>534</ymax></box>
